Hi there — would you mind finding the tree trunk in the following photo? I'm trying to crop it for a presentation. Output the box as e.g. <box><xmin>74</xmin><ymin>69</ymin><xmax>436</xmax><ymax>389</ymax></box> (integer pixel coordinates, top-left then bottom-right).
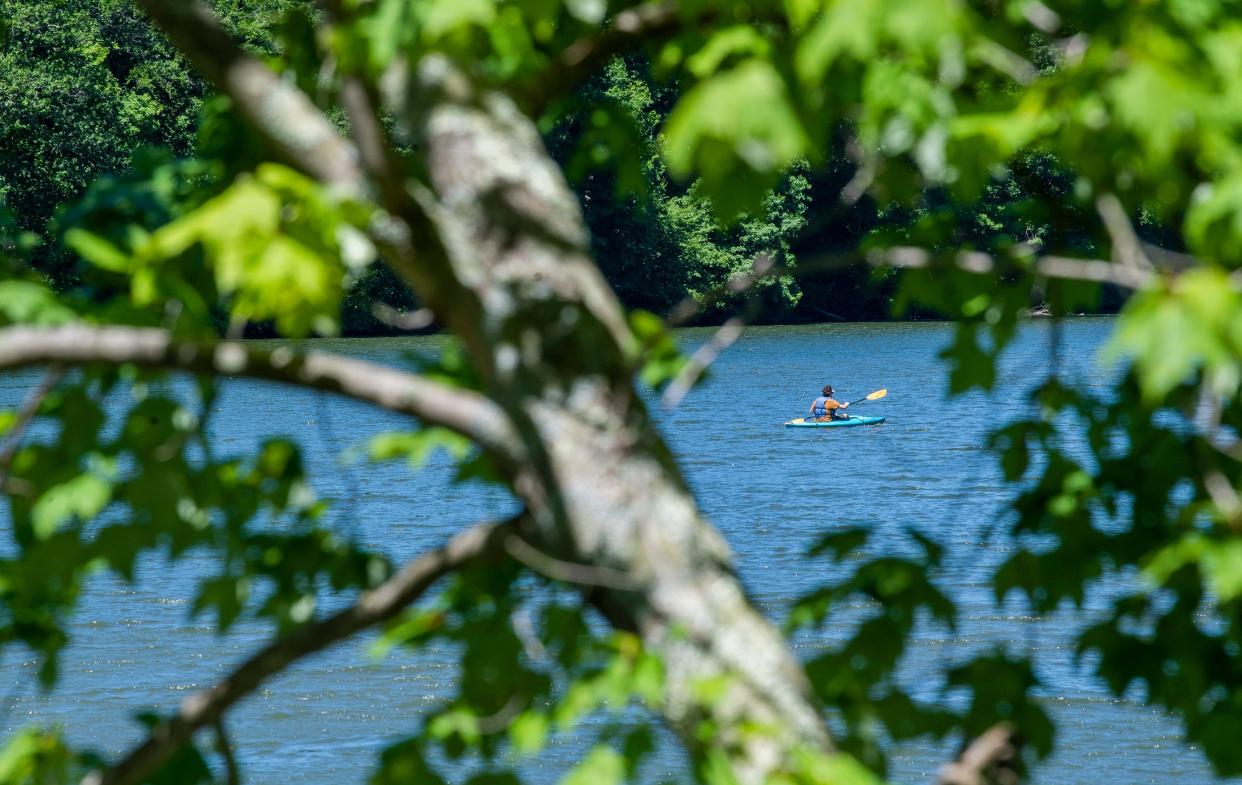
<box><xmin>386</xmin><ymin>56</ymin><xmax>832</xmax><ymax>781</ymax></box>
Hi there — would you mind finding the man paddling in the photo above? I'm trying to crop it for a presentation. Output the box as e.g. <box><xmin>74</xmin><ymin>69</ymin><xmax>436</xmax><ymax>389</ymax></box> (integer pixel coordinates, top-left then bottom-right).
<box><xmin>808</xmin><ymin>385</ymin><xmax>849</xmax><ymax>422</ymax></box>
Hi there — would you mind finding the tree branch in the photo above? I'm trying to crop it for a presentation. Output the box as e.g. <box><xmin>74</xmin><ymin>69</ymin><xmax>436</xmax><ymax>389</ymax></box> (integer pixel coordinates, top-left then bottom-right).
<box><xmin>938</xmin><ymin>724</ymin><xmax>1022</xmax><ymax>785</ymax></box>
<box><xmin>1095</xmin><ymin>193</ymin><xmax>1153</xmax><ymax>271</ymax></box>
<box><xmin>662</xmin><ymin>317</ymin><xmax>745</xmax><ymax>408</ymax></box>
<box><xmin>504</xmin><ymin>532</ymin><xmax>640</xmax><ymax>590</ymax></box>
<box><xmin>136</xmin><ymin>0</ymin><xmax>475</xmax><ymax>340</ymax></box>
<box><xmin>870</xmin><ymin>246</ymin><xmax>1157</xmax><ymax>290</ymax></box>
<box><xmin>0</xmin><ymin>326</ymin><xmax>520</xmax><ymax>464</ymax></box>
<box><xmin>81</xmin><ymin>520</ymin><xmax>515</xmax><ymax>785</ymax></box>
<box><xmin>136</xmin><ymin>0</ymin><xmax>363</xmax><ymax>191</ymax></box>
<box><xmin>0</xmin><ymin>365</ymin><xmax>65</xmax><ymax>484</ymax></box>
<box><xmin>212</xmin><ymin>719</ymin><xmax>240</xmax><ymax>785</ymax></box>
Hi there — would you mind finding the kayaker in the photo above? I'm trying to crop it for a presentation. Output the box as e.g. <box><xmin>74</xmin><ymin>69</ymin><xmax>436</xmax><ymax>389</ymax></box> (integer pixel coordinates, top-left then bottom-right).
<box><xmin>809</xmin><ymin>385</ymin><xmax>849</xmax><ymax>421</ymax></box>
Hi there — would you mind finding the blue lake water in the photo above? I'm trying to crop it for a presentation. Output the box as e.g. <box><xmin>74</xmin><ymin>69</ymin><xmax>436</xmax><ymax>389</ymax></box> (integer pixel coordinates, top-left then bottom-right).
<box><xmin>0</xmin><ymin>318</ymin><xmax>1221</xmax><ymax>783</ymax></box>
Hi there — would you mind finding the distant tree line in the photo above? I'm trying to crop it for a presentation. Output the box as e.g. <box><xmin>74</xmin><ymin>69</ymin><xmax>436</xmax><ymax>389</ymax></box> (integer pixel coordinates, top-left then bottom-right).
<box><xmin>0</xmin><ymin>0</ymin><xmax>1122</xmax><ymax>331</ymax></box>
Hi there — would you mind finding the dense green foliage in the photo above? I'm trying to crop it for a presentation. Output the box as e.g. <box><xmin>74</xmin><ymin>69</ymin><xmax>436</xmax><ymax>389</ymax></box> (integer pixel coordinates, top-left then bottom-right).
<box><xmin>548</xmin><ymin>58</ymin><xmax>813</xmax><ymax>317</ymax></box>
<box><xmin>2</xmin><ymin>0</ymin><xmax>1088</xmax><ymax>328</ymax></box>
<box><xmin>0</xmin><ymin>0</ymin><xmax>309</xmax><ymax>285</ymax></box>
<box><xmin>5</xmin><ymin>1</ymin><xmax>1242</xmax><ymax>785</ymax></box>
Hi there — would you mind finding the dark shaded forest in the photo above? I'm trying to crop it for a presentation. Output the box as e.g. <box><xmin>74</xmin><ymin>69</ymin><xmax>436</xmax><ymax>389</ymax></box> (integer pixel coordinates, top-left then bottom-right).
<box><xmin>0</xmin><ymin>0</ymin><xmax>1119</xmax><ymax>333</ymax></box>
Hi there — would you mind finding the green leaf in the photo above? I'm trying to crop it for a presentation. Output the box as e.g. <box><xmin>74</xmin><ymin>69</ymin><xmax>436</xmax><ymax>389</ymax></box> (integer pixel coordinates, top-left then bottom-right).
<box><xmin>664</xmin><ymin>59</ymin><xmax>811</xmax><ymax>216</ymax></box>
<box><xmin>64</xmin><ymin>228</ymin><xmax>131</xmax><ymax>273</ymax></box>
<box><xmin>428</xmin><ymin>707</ymin><xmax>481</xmax><ymax>747</ymax></box>
<box><xmin>0</xmin><ymin>728</ymin><xmax>76</xmax><ymax>784</ymax></box>
<box><xmin>508</xmin><ymin>710</ymin><xmax>549</xmax><ymax>756</ymax></box>
<box><xmin>371</xmin><ymin>739</ymin><xmax>446</xmax><ymax>785</ymax></box>
<box><xmin>686</xmin><ymin>26</ymin><xmax>771</xmax><ymax>78</ymax></box>
<box><xmin>0</xmin><ymin>281</ymin><xmax>75</xmax><ymax>326</ymax></box>
<box><xmin>791</xmin><ymin>748</ymin><xmax>884</xmax><ymax>785</ymax></box>
<box><xmin>560</xmin><ymin>745</ymin><xmax>624</xmax><ymax>785</ymax></box>
<box><xmin>370</xmin><ymin>609</ymin><xmax>445</xmax><ymax>659</ymax></box>
<box><xmin>136</xmin><ymin>165</ymin><xmax>357</xmax><ymax>336</ymax></box>
<box><xmin>366</xmin><ymin>428</ymin><xmax>473</xmax><ymax>467</ymax></box>
<box><xmin>31</xmin><ymin>472</ymin><xmax>111</xmax><ymax>539</ymax></box>
<box><xmin>417</xmin><ymin>0</ymin><xmax>496</xmax><ymax>41</ymax></box>
<box><xmin>631</xmin><ymin>651</ymin><xmax>664</xmax><ymax>707</ymax></box>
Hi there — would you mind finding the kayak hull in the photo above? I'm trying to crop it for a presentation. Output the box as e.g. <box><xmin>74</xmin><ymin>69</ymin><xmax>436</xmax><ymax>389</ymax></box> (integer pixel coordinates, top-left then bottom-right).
<box><xmin>784</xmin><ymin>415</ymin><xmax>885</xmax><ymax>428</ymax></box>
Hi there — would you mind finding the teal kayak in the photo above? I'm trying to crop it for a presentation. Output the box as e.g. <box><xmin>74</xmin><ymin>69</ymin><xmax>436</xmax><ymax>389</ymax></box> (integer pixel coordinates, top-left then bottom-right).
<box><xmin>785</xmin><ymin>415</ymin><xmax>885</xmax><ymax>428</ymax></box>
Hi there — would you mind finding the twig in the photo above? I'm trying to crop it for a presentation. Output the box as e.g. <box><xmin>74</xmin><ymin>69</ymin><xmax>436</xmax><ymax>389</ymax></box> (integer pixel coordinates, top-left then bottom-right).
<box><xmin>666</xmin><ymin>254</ymin><xmax>777</xmax><ymax>327</ymax></box>
<box><xmin>475</xmin><ymin>693</ymin><xmax>527</xmax><ymax>735</ymax></box>
<box><xmin>938</xmin><ymin>724</ymin><xmax>1022</xmax><ymax>785</ymax></box>
<box><xmin>870</xmin><ymin>246</ymin><xmax>1158</xmax><ymax>290</ymax></box>
<box><xmin>0</xmin><ymin>325</ymin><xmax>520</xmax><ymax>465</ymax></box>
<box><xmin>840</xmin><ymin>160</ymin><xmax>877</xmax><ymax>205</ymax></box>
<box><xmin>975</xmin><ymin>41</ymin><xmax>1038</xmax><ymax>85</ymax></box>
<box><xmin>213</xmin><ymin>719</ymin><xmax>240</xmax><ymax>785</ymax></box>
<box><xmin>0</xmin><ymin>365</ymin><xmax>64</xmax><ymax>485</ymax></box>
<box><xmin>81</xmin><ymin>520</ymin><xmax>515</xmax><ymax>785</ymax></box>
<box><xmin>504</xmin><ymin>534</ymin><xmax>640</xmax><ymax>591</ymax></box>
<box><xmin>1204</xmin><ymin>470</ymin><xmax>1242</xmax><ymax>528</ymax></box>
<box><xmin>662</xmin><ymin>317</ymin><xmax>745</xmax><ymax>408</ymax></box>
<box><xmin>371</xmin><ymin>303</ymin><xmax>435</xmax><ymax>331</ymax></box>
<box><xmin>1022</xmin><ymin>1</ymin><xmax>1061</xmax><ymax>32</ymax></box>
<box><xmin>1033</xmin><ymin>254</ymin><xmax>1153</xmax><ymax>288</ymax></box>
<box><xmin>1095</xmin><ymin>193</ymin><xmax>1153</xmax><ymax>271</ymax></box>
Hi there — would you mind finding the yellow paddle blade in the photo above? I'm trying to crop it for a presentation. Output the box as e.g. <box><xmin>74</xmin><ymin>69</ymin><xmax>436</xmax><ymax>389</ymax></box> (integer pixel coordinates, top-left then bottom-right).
<box><xmin>865</xmin><ymin>389</ymin><xmax>888</xmax><ymax>401</ymax></box>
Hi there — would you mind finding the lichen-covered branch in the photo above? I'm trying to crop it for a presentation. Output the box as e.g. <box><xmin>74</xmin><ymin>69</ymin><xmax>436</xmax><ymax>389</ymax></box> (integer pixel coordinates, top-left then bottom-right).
<box><xmin>402</xmin><ymin>60</ymin><xmax>833</xmax><ymax>781</ymax></box>
<box><xmin>81</xmin><ymin>520</ymin><xmax>514</xmax><ymax>785</ymax></box>
<box><xmin>0</xmin><ymin>326</ymin><xmax>520</xmax><ymax>462</ymax></box>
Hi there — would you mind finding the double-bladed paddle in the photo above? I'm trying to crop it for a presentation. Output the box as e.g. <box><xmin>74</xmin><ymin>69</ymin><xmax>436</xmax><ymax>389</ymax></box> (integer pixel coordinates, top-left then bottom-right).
<box><xmin>847</xmin><ymin>389</ymin><xmax>888</xmax><ymax>406</ymax></box>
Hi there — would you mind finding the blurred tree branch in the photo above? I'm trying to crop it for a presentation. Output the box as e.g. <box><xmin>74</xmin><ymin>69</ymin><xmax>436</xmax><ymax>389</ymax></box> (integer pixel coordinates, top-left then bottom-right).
<box><xmin>82</xmin><ymin>519</ymin><xmax>517</xmax><ymax>785</ymax></box>
<box><xmin>938</xmin><ymin>724</ymin><xmax>1022</xmax><ymax>785</ymax></box>
<box><xmin>0</xmin><ymin>364</ymin><xmax>64</xmax><ymax>491</ymax></box>
<box><xmin>0</xmin><ymin>326</ymin><xmax>520</xmax><ymax>462</ymax></box>
<box><xmin>871</xmin><ymin>246</ymin><xmax>1158</xmax><ymax>289</ymax></box>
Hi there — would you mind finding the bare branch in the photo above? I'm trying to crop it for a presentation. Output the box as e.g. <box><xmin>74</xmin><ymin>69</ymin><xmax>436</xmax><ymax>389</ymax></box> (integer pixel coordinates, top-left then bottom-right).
<box><xmin>1034</xmin><ymin>254</ymin><xmax>1154</xmax><ymax>288</ymax></box>
<box><xmin>870</xmin><ymin>246</ymin><xmax>1157</xmax><ymax>290</ymax></box>
<box><xmin>663</xmin><ymin>317</ymin><xmax>745</xmax><ymax>408</ymax></box>
<box><xmin>82</xmin><ymin>520</ymin><xmax>515</xmax><ymax>785</ymax></box>
<box><xmin>0</xmin><ymin>365</ymin><xmax>65</xmax><ymax>484</ymax></box>
<box><xmin>1095</xmin><ymin>193</ymin><xmax>1153</xmax><ymax>271</ymax></box>
<box><xmin>666</xmin><ymin>254</ymin><xmax>778</xmax><ymax>327</ymax></box>
<box><xmin>938</xmin><ymin>724</ymin><xmax>1022</xmax><ymax>785</ymax></box>
<box><xmin>371</xmin><ymin>303</ymin><xmax>436</xmax><ymax>331</ymax></box>
<box><xmin>504</xmin><ymin>533</ymin><xmax>640</xmax><ymax>590</ymax></box>
<box><xmin>0</xmin><ymin>326</ymin><xmax>520</xmax><ymax>464</ymax></box>
<box><xmin>975</xmin><ymin>41</ymin><xmax>1038</xmax><ymax>85</ymax></box>
<box><xmin>136</xmin><ymin>0</ymin><xmax>363</xmax><ymax>191</ymax></box>
<box><xmin>1022</xmin><ymin>1</ymin><xmax>1061</xmax><ymax>33</ymax></box>
<box><xmin>212</xmin><ymin>719</ymin><xmax>240</xmax><ymax>785</ymax></box>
